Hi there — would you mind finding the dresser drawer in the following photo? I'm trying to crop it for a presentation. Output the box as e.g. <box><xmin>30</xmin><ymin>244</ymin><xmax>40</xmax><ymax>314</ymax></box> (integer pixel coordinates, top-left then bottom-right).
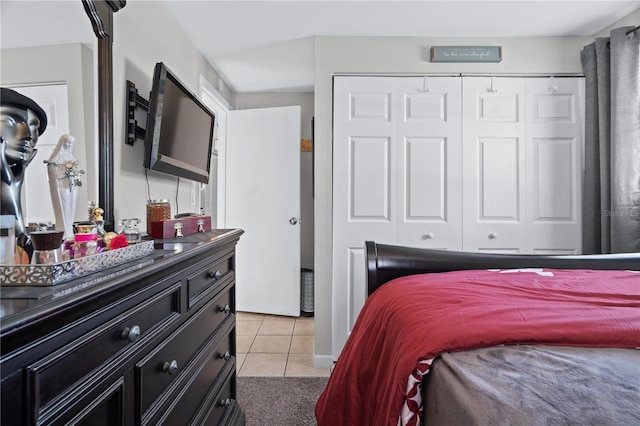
<box><xmin>136</xmin><ymin>284</ymin><xmax>233</xmax><ymax>416</ymax></box>
<box><xmin>201</xmin><ymin>371</ymin><xmax>236</xmax><ymax>426</ymax></box>
<box><xmin>26</xmin><ymin>281</ymin><xmax>181</xmax><ymax>420</ymax></box>
<box><xmin>38</xmin><ymin>375</ymin><xmax>126</xmax><ymax>425</ymax></box>
<box><xmin>187</xmin><ymin>254</ymin><xmax>233</xmax><ymax>308</ymax></box>
<box><xmin>152</xmin><ymin>321</ymin><xmax>235</xmax><ymax>425</ymax></box>
<box><xmin>189</xmin><ymin>359</ymin><xmax>237</xmax><ymax>426</ymax></box>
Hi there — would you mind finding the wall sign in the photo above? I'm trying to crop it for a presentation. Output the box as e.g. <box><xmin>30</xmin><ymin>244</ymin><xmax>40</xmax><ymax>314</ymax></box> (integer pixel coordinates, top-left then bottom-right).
<box><xmin>431</xmin><ymin>46</ymin><xmax>502</xmax><ymax>63</ymax></box>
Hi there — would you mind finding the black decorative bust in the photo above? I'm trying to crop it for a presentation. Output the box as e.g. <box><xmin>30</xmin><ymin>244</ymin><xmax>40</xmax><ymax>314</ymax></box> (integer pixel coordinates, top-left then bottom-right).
<box><xmin>0</xmin><ymin>87</ymin><xmax>48</xmax><ymax>262</ymax></box>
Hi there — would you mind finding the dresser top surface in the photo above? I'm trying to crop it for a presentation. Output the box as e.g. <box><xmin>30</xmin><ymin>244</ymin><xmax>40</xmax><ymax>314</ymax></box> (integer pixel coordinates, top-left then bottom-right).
<box><xmin>0</xmin><ymin>229</ymin><xmax>242</xmax><ymax>330</ymax></box>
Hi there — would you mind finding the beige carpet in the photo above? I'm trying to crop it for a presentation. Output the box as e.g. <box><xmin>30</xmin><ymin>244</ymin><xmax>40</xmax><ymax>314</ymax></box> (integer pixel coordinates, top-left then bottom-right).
<box><xmin>237</xmin><ymin>376</ymin><xmax>329</xmax><ymax>425</ymax></box>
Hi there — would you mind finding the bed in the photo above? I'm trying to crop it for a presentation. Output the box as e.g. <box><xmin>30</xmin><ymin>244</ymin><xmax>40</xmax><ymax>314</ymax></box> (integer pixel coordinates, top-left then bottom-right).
<box><xmin>315</xmin><ymin>242</ymin><xmax>640</xmax><ymax>426</ymax></box>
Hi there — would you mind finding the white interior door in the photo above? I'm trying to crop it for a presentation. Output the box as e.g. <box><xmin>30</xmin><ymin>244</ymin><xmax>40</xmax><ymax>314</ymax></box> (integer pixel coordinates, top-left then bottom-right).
<box><xmin>11</xmin><ymin>84</ymin><xmax>70</xmax><ymax>226</ymax></box>
<box><xmin>226</xmin><ymin>106</ymin><xmax>301</xmax><ymax>317</ymax></box>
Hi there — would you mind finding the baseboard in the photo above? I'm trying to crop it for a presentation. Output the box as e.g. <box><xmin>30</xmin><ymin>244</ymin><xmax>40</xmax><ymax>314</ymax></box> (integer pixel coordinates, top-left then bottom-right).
<box><xmin>313</xmin><ymin>354</ymin><xmax>334</xmax><ymax>369</ymax></box>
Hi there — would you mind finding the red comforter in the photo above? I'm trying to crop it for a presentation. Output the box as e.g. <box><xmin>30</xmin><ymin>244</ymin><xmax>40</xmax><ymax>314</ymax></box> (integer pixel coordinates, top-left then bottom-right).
<box><xmin>315</xmin><ymin>268</ymin><xmax>640</xmax><ymax>426</ymax></box>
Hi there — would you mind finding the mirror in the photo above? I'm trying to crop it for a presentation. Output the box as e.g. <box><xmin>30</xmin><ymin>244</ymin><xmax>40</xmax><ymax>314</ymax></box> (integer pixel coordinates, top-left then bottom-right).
<box><xmin>0</xmin><ymin>0</ymin><xmax>123</xmax><ymax>234</ymax></box>
<box><xmin>82</xmin><ymin>0</ymin><xmax>126</xmax><ymax>231</ymax></box>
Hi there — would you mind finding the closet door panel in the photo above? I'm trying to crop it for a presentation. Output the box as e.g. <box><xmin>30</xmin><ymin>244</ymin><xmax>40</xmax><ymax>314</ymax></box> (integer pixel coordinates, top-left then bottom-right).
<box><xmin>525</xmin><ymin>78</ymin><xmax>584</xmax><ymax>254</ymax></box>
<box><xmin>397</xmin><ymin>77</ymin><xmax>462</xmax><ymax>249</ymax></box>
<box><xmin>463</xmin><ymin>77</ymin><xmax>526</xmax><ymax>253</ymax></box>
<box><xmin>479</xmin><ymin>137</ymin><xmax>521</xmax><ymax>220</ymax></box>
<box><xmin>404</xmin><ymin>137</ymin><xmax>446</xmax><ymax>219</ymax></box>
<box><xmin>332</xmin><ymin>77</ymin><xmax>398</xmax><ymax>357</ymax></box>
<box><xmin>350</xmin><ymin>136</ymin><xmax>392</xmax><ymax>219</ymax></box>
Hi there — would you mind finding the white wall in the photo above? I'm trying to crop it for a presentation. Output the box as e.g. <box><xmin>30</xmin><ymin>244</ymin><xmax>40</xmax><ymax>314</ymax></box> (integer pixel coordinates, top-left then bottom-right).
<box><xmin>234</xmin><ymin>92</ymin><xmax>315</xmax><ymax>270</ymax></box>
<box><xmin>312</xmin><ymin>35</ymin><xmax>593</xmax><ymax>363</ymax></box>
<box><xmin>111</xmin><ymin>1</ymin><xmax>233</xmax><ymax>229</ymax></box>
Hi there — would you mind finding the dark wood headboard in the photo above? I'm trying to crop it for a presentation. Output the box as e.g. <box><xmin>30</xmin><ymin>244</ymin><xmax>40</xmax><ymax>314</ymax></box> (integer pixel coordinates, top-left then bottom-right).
<box><xmin>365</xmin><ymin>241</ymin><xmax>640</xmax><ymax>295</ymax></box>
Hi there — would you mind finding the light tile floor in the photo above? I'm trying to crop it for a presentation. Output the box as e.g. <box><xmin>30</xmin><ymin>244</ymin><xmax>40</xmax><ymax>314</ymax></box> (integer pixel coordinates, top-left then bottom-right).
<box><xmin>236</xmin><ymin>312</ymin><xmax>331</xmax><ymax>377</ymax></box>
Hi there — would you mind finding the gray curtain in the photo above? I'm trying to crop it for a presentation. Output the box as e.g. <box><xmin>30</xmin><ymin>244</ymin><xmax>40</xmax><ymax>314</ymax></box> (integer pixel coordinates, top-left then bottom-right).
<box><xmin>581</xmin><ymin>26</ymin><xmax>640</xmax><ymax>254</ymax></box>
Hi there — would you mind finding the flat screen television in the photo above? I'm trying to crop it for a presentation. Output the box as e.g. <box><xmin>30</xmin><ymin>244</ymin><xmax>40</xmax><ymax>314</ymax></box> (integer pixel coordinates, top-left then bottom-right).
<box><xmin>144</xmin><ymin>62</ymin><xmax>215</xmax><ymax>184</ymax></box>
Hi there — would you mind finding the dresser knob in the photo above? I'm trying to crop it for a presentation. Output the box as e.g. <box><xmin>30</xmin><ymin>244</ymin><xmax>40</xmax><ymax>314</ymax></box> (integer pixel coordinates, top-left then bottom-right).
<box><xmin>207</xmin><ymin>270</ymin><xmax>222</xmax><ymax>280</ymax></box>
<box><xmin>218</xmin><ymin>304</ymin><xmax>231</xmax><ymax>314</ymax></box>
<box><xmin>219</xmin><ymin>398</ymin><xmax>231</xmax><ymax>408</ymax></box>
<box><xmin>218</xmin><ymin>351</ymin><xmax>231</xmax><ymax>361</ymax></box>
<box><xmin>488</xmin><ymin>232</ymin><xmax>498</xmax><ymax>239</ymax></box>
<box><xmin>422</xmin><ymin>233</ymin><xmax>434</xmax><ymax>240</ymax></box>
<box><xmin>120</xmin><ymin>325</ymin><xmax>141</xmax><ymax>342</ymax></box>
<box><xmin>162</xmin><ymin>360</ymin><xmax>178</xmax><ymax>375</ymax></box>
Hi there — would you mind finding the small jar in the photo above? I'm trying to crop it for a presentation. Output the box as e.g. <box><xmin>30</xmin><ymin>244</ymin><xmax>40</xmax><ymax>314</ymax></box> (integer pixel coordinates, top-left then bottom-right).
<box><xmin>73</xmin><ymin>233</ymin><xmax>98</xmax><ymax>259</ymax></box>
<box><xmin>30</xmin><ymin>230</ymin><xmax>65</xmax><ymax>264</ymax></box>
<box><xmin>146</xmin><ymin>199</ymin><xmax>171</xmax><ymax>235</ymax></box>
<box><xmin>122</xmin><ymin>218</ymin><xmax>141</xmax><ymax>244</ymax></box>
<box><xmin>88</xmin><ymin>201</ymin><xmax>97</xmax><ymax>221</ymax></box>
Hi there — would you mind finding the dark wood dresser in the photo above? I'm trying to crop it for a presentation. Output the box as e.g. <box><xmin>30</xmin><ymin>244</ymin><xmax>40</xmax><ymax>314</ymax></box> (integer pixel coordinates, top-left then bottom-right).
<box><xmin>0</xmin><ymin>229</ymin><xmax>245</xmax><ymax>425</ymax></box>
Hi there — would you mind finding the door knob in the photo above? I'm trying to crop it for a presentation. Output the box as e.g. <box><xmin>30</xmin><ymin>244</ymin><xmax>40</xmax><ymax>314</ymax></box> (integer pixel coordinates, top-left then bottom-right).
<box><xmin>289</xmin><ymin>217</ymin><xmax>298</xmax><ymax>225</ymax></box>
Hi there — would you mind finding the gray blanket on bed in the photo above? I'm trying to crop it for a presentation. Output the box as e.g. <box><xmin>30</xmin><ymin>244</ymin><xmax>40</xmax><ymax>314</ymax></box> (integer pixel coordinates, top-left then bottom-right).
<box><xmin>424</xmin><ymin>345</ymin><xmax>640</xmax><ymax>426</ymax></box>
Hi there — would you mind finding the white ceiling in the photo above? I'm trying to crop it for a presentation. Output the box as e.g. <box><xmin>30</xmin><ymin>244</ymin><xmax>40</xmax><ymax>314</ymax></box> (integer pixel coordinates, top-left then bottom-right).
<box><xmin>2</xmin><ymin>1</ymin><xmax>639</xmax><ymax>93</ymax></box>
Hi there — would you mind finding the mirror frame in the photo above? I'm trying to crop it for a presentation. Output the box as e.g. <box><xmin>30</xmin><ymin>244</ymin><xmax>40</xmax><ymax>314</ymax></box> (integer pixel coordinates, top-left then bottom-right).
<box><xmin>81</xmin><ymin>0</ymin><xmax>126</xmax><ymax>232</ymax></box>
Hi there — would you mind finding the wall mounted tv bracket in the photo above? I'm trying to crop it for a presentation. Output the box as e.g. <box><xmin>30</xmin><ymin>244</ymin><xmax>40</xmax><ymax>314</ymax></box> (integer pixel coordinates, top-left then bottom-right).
<box><xmin>126</xmin><ymin>80</ymin><xmax>149</xmax><ymax>145</ymax></box>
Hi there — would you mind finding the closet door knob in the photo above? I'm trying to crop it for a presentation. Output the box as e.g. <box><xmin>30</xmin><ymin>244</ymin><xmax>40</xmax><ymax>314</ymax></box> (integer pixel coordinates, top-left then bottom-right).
<box><xmin>488</xmin><ymin>232</ymin><xmax>498</xmax><ymax>239</ymax></box>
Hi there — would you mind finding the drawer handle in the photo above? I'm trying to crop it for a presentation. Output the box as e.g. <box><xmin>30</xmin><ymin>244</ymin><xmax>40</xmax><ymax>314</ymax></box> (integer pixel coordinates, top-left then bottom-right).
<box><xmin>422</xmin><ymin>233</ymin><xmax>434</xmax><ymax>240</ymax></box>
<box><xmin>488</xmin><ymin>232</ymin><xmax>498</xmax><ymax>239</ymax></box>
<box><xmin>219</xmin><ymin>398</ymin><xmax>231</xmax><ymax>408</ymax></box>
<box><xmin>218</xmin><ymin>351</ymin><xmax>231</xmax><ymax>361</ymax></box>
<box><xmin>120</xmin><ymin>325</ymin><xmax>141</xmax><ymax>343</ymax></box>
<box><xmin>162</xmin><ymin>360</ymin><xmax>179</xmax><ymax>375</ymax></box>
<box><xmin>207</xmin><ymin>270</ymin><xmax>222</xmax><ymax>280</ymax></box>
<box><xmin>218</xmin><ymin>304</ymin><xmax>231</xmax><ymax>314</ymax></box>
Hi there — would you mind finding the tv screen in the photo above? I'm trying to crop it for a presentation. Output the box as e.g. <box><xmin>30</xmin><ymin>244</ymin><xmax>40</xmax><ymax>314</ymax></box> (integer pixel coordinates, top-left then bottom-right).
<box><xmin>144</xmin><ymin>62</ymin><xmax>215</xmax><ymax>184</ymax></box>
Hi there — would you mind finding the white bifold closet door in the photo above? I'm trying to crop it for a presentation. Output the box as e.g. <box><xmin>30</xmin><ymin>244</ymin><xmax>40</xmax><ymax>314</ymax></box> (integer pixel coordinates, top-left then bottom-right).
<box><xmin>332</xmin><ymin>76</ymin><xmax>462</xmax><ymax>358</ymax></box>
<box><xmin>332</xmin><ymin>75</ymin><xmax>584</xmax><ymax>359</ymax></box>
<box><xmin>396</xmin><ymin>77</ymin><xmax>463</xmax><ymax>249</ymax></box>
<box><xmin>462</xmin><ymin>77</ymin><xmax>527</xmax><ymax>253</ymax></box>
<box><xmin>524</xmin><ymin>77</ymin><xmax>584</xmax><ymax>254</ymax></box>
<box><xmin>462</xmin><ymin>77</ymin><xmax>583</xmax><ymax>253</ymax></box>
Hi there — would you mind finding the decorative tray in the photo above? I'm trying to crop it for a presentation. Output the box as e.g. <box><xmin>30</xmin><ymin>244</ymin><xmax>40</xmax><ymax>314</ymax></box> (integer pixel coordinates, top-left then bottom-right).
<box><xmin>0</xmin><ymin>240</ymin><xmax>155</xmax><ymax>286</ymax></box>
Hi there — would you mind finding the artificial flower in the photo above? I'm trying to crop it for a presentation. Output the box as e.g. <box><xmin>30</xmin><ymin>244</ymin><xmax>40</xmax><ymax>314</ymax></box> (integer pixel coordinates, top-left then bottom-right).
<box><xmin>108</xmin><ymin>233</ymin><xmax>129</xmax><ymax>249</ymax></box>
<box><xmin>63</xmin><ymin>161</ymin><xmax>85</xmax><ymax>187</ymax></box>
